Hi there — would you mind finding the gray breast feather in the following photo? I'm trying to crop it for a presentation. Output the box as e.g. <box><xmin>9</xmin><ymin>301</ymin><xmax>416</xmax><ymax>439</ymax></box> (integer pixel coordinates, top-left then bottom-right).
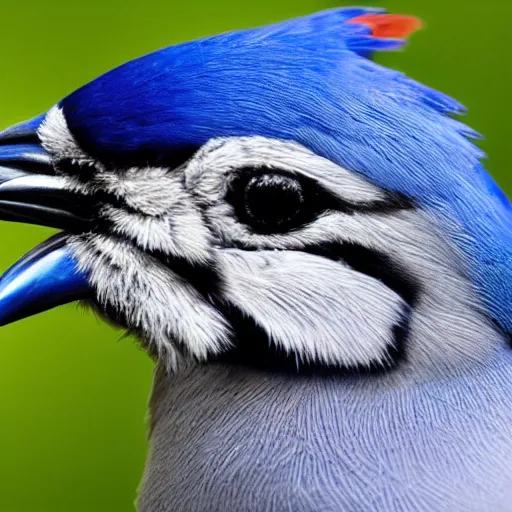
<box><xmin>138</xmin><ymin>349</ymin><xmax>512</xmax><ymax>512</ymax></box>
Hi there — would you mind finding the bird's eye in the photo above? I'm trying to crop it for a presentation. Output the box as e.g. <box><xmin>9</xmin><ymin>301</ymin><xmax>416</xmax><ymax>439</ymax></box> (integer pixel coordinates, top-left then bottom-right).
<box><xmin>228</xmin><ymin>170</ymin><xmax>308</xmax><ymax>233</ymax></box>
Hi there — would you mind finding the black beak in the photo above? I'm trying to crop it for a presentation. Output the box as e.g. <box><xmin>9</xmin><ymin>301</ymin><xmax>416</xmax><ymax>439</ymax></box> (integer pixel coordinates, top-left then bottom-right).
<box><xmin>0</xmin><ymin>116</ymin><xmax>88</xmax><ymax>231</ymax></box>
<box><xmin>0</xmin><ymin>115</ymin><xmax>92</xmax><ymax>326</ymax></box>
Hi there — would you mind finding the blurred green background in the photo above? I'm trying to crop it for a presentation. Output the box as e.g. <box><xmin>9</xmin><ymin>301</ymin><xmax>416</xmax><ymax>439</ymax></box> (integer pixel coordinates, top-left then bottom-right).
<box><xmin>0</xmin><ymin>0</ymin><xmax>510</xmax><ymax>510</ymax></box>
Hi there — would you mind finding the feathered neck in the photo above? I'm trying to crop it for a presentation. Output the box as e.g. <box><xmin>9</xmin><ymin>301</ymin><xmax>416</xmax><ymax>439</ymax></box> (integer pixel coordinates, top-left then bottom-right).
<box><xmin>138</xmin><ymin>348</ymin><xmax>512</xmax><ymax>511</ymax></box>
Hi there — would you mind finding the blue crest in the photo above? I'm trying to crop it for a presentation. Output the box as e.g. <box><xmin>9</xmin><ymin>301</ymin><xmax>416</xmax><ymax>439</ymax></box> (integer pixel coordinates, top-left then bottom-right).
<box><xmin>59</xmin><ymin>7</ymin><xmax>512</xmax><ymax>332</ymax></box>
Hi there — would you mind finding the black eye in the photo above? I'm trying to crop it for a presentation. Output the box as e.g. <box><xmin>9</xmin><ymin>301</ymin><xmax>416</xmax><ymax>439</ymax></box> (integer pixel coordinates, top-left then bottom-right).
<box><xmin>227</xmin><ymin>170</ymin><xmax>313</xmax><ymax>233</ymax></box>
<box><xmin>244</xmin><ymin>173</ymin><xmax>304</xmax><ymax>231</ymax></box>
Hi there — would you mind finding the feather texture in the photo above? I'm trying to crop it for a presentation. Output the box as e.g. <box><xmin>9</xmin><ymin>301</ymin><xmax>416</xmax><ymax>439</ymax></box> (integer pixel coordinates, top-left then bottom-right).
<box><xmin>139</xmin><ymin>348</ymin><xmax>512</xmax><ymax>512</ymax></box>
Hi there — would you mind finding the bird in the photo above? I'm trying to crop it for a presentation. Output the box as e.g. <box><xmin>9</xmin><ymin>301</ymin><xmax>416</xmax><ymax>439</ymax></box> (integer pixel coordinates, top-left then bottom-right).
<box><xmin>0</xmin><ymin>6</ymin><xmax>511</xmax><ymax>511</ymax></box>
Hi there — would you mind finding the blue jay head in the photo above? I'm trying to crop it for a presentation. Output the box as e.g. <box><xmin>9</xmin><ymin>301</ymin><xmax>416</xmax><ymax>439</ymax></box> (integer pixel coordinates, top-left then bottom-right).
<box><xmin>0</xmin><ymin>8</ymin><xmax>510</xmax><ymax>374</ymax></box>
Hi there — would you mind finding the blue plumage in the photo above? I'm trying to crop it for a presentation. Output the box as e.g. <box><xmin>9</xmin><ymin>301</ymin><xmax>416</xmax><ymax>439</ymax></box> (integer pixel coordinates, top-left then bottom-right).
<box><xmin>58</xmin><ymin>7</ymin><xmax>511</xmax><ymax>332</ymax></box>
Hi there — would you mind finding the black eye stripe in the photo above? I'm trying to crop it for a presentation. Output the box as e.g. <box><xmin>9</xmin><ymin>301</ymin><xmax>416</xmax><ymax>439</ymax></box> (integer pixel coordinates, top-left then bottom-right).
<box><xmin>60</xmin><ymin>163</ymin><xmax>414</xmax><ymax>226</ymax></box>
<box><xmin>55</xmin><ymin>158</ymin><xmax>95</xmax><ymax>182</ymax></box>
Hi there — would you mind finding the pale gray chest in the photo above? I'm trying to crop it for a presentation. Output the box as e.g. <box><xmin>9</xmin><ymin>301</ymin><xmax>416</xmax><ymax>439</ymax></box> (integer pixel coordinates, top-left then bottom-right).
<box><xmin>137</xmin><ymin>350</ymin><xmax>512</xmax><ymax>512</ymax></box>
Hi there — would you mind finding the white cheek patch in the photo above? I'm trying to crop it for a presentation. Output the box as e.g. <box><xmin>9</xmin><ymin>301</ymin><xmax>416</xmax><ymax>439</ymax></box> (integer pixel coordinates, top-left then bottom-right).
<box><xmin>69</xmin><ymin>234</ymin><xmax>232</xmax><ymax>371</ymax></box>
<box><xmin>217</xmin><ymin>249</ymin><xmax>407</xmax><ymax>369</ymax></box>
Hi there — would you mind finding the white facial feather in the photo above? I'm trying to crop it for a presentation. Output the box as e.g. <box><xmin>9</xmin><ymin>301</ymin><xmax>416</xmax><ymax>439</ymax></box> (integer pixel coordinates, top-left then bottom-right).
<box><xmin>92</xmin><ymin>167</ymin><xmax>186</xmax><ymax>216</ymax></box>
<box><xmin>38</xmin><ymin>106</ymin><xmax>94</xmax><ymax>166</ymax></box>
<box><xmin>96</xmin><ymin>170</ymin><xmax>212</xmax><ymax>263</ymax></box>
<box><xmin>100</xmin><ymin>204</ymin><xmax>211</xmax><ymax>264</ymax></box>
<box><xmin>38</xmin><ymin>113</ymin><xmax>504</xmax><ymax>376</ymax></box>
<box><xmin>69</xmin><ymin>234</ymin><xmax>232</xmax><ymax>370</ymax></box>
<box><xmin>218</xmin><ymin>248</ymin><xmax>407</xmax><ymax>368</ymax></box>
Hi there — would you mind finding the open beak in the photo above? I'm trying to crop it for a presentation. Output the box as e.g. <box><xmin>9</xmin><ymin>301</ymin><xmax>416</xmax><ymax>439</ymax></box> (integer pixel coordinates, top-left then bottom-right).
<box><xmin>0</xmin><ymin>116</ymin><xmax>92</xmax><ymax>326</ymax></box>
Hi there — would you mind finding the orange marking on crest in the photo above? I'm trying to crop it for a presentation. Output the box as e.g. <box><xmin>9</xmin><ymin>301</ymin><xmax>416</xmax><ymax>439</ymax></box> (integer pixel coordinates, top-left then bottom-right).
<box><xmin>349</xmin><ymin>14</ymin><xmax>423</xmax><ymax>39</ymax></box>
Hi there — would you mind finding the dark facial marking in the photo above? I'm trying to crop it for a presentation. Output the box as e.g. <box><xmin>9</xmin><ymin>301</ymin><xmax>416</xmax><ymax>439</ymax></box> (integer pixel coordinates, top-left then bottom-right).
<box><xmin>212</xmin><ymin>299</ymin><xmax>411</xmax><ymax>376</ymax></box>
<box><xmin>148</xmin><ymin>251</ymin><xmax>225</xmax><ymax>300</ymax></box>
<box><xmin>226</xmin><ymin>166</ymin><xmax>414</xmax><ymax>235</ymax></box>
<box><xmin>303</xmin><ymin>242</ymin><xmax>420</xmax><ymax>307</ymax></box>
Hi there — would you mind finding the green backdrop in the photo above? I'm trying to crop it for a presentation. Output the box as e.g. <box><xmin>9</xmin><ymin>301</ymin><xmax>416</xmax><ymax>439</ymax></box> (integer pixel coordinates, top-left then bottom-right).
<box><xmin>0</xmin><ymin>1</ymin><xmax>510</xmax><ymax>510</ymax></box>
